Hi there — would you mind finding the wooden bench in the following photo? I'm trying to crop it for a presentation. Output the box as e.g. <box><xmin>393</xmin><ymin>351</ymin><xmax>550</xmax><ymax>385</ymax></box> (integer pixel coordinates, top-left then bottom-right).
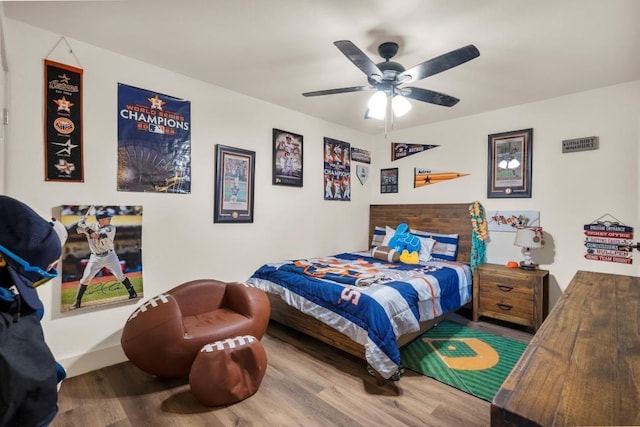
<box><xmin>491</xmin><ymin>270</ymin><xmax>640</xmax><ymax>426</ymax></box>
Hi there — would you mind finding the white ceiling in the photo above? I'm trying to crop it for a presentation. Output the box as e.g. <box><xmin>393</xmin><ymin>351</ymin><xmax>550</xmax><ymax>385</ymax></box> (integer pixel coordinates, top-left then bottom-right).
<box><xmin>4</xmin><ymin>0</ymin><xmax>640</xmax><ymax>134</ymax></box>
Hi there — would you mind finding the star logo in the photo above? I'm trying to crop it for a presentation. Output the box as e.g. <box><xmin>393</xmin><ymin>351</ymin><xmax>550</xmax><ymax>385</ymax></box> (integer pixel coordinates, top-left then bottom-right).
<box><xmin>54</xmin><ymin>96</ymin><xmax>74</xmax><ymax>113</ymax></box>
<box><xmin>148</xmin><ymin>95</ymin><xmax>165</xmax><ymax>110</ymax></box>
<box><xmin>52</xmin><ymin>138</ymin><xmax>79</xmax><ymax>156</ymax></box>
<box><xmin>58</xmin><ymin>74</ymin><xmax>71</xmax><ymax>84</ymax></box>
<box><xmin>54</xmin><ymin>159</ymin><xmax>76</xmax><ymax>175</ymax></box>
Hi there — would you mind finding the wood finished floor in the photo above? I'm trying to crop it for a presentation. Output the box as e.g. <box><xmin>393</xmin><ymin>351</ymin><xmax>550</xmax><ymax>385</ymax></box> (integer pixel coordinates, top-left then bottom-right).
<box><xmin>51</xmin><ymin>311</ymin><xmax>532</xmax><ymax>427</ymax></box>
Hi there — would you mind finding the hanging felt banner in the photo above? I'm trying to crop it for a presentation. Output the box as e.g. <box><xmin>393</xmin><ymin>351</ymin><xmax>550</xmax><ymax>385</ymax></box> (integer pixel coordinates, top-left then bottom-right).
<box><xmin>117</xmin><ymin>83</ymin><xmax>191</xmax><ymax>193</ymax></box>
<box><xmin>44</xmin><ymin>60</ymin><xmax>84</xmax><ymax>182</ymax></box>
<box><xmin>414</xmin><ymin>168</ymin><xmax>468</xmax><ymax>188</ymax></box>
<box><xmin>392</xmin><ymin>143</ymin><xmax>439</xmax><ymax>161</ymax></box>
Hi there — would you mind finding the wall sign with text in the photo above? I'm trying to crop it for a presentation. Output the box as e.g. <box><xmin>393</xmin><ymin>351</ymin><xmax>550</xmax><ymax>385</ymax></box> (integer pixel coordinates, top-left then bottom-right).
<box><xmin>584</xmin><ymin>222</ymin><xmax>633</xmax><ymax>264</ymax></box>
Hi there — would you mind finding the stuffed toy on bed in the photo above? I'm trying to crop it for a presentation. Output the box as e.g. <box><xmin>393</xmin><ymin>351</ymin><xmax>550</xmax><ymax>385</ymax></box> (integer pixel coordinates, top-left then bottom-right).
<box><xmin>388</xmin><ymin>223</ymin><xmax>420</xmax><ymax>264</ymax></box>
<box><xmin>399</xmin><ymin>249</ymin><xmax>420</xmax><ymax>264</ymax></box>
<box><xmin>370</xmin><ymin>245</ymin><xmax>401</xmax><ymax>262</ymax></box>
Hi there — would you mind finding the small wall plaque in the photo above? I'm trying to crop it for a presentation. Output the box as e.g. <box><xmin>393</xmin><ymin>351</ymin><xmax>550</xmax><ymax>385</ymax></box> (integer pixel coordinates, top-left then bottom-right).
<box><xmin>562</xmin><ymin>136</ymin><xmax>599</xmax><ymax>153</ymax></box>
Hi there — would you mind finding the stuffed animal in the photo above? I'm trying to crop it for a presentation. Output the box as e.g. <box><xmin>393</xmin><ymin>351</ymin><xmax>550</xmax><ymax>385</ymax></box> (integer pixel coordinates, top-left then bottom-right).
<box><xmin>388</xmin><ymin>223</ymin><xmax>420</xmax><ymax>263</ymax></box>
<box><xmin>371</xmin><ymin>245</ymin><xmax>400</xmax><ymax>262</ymax></box>
<box><xmin>399</xmin><ymin>249</ymin><xmax>420</xmax><ymax>264</ymax></box>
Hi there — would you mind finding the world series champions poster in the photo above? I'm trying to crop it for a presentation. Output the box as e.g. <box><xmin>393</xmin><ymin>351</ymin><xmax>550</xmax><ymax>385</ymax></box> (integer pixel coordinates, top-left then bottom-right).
<box><xmin>117</xmin><ymin>84</ymin><xmax>191</xmax><ymax>193</ymax></box>
<box><xmin>44</xmin><ymin>60</ymin><xmax>84</xmax><ymax>182</ymax></box>
<box><xmin>323</xmin><ymin>137</ymin><xmax>351</xmax><ymax>201</ymax></box>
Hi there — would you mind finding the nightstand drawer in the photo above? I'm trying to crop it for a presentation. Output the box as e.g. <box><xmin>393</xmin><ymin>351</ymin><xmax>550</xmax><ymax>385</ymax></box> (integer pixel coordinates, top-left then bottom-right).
<box><xmin>479</xmin><ymin>292</ymin><xmax>533</xmax><ymax>320</ymax></box>
<box><xmin>479</xmin><ymin>277</ymin><xmax>534</xmax><ymax>300</ymax></box>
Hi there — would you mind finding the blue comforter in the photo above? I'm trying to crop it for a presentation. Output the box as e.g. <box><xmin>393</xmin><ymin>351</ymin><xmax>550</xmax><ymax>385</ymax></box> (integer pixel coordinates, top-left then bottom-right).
<box><xmin>246</xmin><ymin>252</ymin><xmax>472</xmax><ymax>379</ymax></box>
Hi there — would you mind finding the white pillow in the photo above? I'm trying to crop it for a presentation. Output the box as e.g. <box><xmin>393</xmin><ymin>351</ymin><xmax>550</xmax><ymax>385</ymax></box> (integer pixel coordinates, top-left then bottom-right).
<box><xmin>382</xmin><ymin>225</ymin><xmax>395</xmax><ymax>246</ymax></box>
<box><xmin>416</xmin><ymin>236</ymin><xmax>436</xmax><ymax>262</ymax></box>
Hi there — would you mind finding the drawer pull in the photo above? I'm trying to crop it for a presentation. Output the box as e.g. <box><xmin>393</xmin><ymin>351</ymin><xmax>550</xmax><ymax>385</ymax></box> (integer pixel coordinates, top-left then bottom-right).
<box><xmin>496</xmin><ymin>303</ymin><xmax>513</xmax><ymax>311</ymax></box>
<box><xmin>497</xmin><ymin>284</ymin><xmax>514</xmax><ymax>292</ymax></box>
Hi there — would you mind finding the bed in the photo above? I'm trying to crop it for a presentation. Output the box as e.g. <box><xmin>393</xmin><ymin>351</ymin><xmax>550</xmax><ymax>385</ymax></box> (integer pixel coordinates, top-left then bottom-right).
<box><xmin>246</xmin><ymin>203</ymin><xmax>474</xmax><ymax>381</ymax></box>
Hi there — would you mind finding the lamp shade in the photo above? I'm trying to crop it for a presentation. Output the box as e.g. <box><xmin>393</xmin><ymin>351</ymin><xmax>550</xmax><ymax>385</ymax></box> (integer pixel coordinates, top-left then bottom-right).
<box><xmin>366</xmin><ymin>91</ymin><xmax>387</xmax><ymax>120</ymax></box>
<box><xmin>392</xmin><ymin>95</ymin><xmax>412</xmax><ymax>117</ymax></box>
<box><xmin>514</xmin><ymin>227</ymin><xmax>544</xmax><ymax>249</ymax></box>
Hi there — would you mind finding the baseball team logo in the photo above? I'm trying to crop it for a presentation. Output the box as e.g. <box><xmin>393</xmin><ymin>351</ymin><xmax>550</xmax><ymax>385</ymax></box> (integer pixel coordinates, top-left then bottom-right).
<box><xmin>53</xmin><ymin>117</ymin><xmax>75</xmax><ymax>134</ymax></box>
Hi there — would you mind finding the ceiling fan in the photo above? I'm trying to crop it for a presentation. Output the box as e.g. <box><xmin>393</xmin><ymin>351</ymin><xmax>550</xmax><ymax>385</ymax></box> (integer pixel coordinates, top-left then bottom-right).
<box><xmin>303</xmin><ymin>40</ymin><xmax>480</xmax><ymax>119</ymax></box>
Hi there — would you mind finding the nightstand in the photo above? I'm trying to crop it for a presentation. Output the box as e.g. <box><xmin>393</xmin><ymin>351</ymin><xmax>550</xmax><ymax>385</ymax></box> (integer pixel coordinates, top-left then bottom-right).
<box><xmin>473</xmin><ymin>263</ymin><xmax>549</xmax><ymax>332</ymax></box>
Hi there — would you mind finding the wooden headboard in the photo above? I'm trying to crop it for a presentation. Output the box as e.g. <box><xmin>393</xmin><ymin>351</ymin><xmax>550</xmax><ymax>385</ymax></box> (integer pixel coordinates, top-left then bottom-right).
<box><xmin>369</xmin><ymin>203</ymin><xmax>472</xmax><ymax>264</ymax></box>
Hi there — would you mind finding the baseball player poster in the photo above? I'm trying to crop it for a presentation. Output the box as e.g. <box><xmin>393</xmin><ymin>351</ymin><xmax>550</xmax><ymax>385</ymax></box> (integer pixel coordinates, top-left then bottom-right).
<box><xmin>117</xmin><ymin>83</ymin><xmax>191</xmax><ymax>194</ymax></box>
<box><xmin>56</xmin><ymin>205</ymin><xmax>143</xmax><ymax>312</ymax></box>
<box><xmin>323</xmin><ymin>137</ymin><xmax>351</xmax><ymax>201</ymax></box>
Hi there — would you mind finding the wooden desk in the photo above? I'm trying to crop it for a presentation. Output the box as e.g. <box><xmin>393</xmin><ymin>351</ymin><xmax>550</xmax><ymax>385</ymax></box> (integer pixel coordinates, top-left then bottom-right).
<box><xmin>491</xmin><ymin>271</ymin><xmax>640</xmax><ymax>427</ymax></box>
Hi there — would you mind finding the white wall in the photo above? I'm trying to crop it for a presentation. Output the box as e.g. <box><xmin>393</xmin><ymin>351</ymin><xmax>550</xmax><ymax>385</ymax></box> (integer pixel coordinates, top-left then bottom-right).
<box><xmin>370</xmin><ymin>81</ymin><xmax>640</xmax><ymax>308</ymax></box>
<box><xmin>3</xmin><ymin>17</ymin><xmax>640</xmax><ymax>378</ymax></box>
<box><xmin>3</xmin><ymin>19</ymin><xmax>373</xmax><ymax>376</ymax></box>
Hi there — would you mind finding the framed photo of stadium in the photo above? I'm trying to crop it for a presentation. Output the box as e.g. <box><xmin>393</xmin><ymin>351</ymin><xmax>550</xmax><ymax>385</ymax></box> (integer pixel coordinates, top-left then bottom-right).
<box><xmin>272</xmin><ymin>128</ymin><xmax>303</xmax><ymax>187</ymax></box>
<box><xmin>487</xmin><ymin>128</ymin><xmax>533</xmax><ymax>198</ymax></box>
<box><xmin>214</xmin><ymin>144</ymin><xmax>255</xmax><ymax>223</ymax></box>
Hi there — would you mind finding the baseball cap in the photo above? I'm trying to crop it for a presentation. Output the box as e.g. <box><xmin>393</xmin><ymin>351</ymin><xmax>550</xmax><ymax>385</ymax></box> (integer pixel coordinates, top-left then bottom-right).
<box><xmin>0</xmin><ymin>196</ymin><xmax>64</xmax><ymax>310</ymax></box>
<box><xmin>95</xmin><ymin>210</ymin><xmax>113</xmax><ymax>220</ymax></box>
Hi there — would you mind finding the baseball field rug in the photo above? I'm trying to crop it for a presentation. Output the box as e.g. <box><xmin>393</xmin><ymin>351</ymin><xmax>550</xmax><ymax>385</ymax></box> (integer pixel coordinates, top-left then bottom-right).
<box><xmin>400</xmin><ymin>320</ymin><xmax>527</xmax><ymax>402</ymax></box>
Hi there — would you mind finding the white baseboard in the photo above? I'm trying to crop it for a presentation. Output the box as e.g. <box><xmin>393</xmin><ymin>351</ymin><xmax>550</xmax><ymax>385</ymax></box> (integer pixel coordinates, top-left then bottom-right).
<box><xmin>57</xmin><ymin>345</ymin><xmax>129</xmax><ymax>378</ymax></box>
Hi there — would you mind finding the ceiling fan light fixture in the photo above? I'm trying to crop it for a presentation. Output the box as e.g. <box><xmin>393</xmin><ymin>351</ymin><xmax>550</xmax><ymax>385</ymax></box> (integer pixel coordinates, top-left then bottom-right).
<box><xmin>366</xmin><ymin>91</ymin><xmax>387</xmax><ymax>120</ymax></box>
<box><xmin>392</xmin><ymin>95</ymin><xmax>412</xmax><ymax>117</ymax></box>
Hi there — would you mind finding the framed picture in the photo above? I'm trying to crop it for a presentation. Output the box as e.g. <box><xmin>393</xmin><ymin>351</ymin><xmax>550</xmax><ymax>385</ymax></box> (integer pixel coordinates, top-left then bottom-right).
<box><xmin>380</xmin><ymin>168</ymin><xmax>398</xmax><ymax>193</ymax></box>
<box><xmin>272</xmin><ymin>128</ymin><xmax>303</xmax><ymax>187</ymax></box>
<box><xmin>214</xmin><ymin>144</ymin><xmax>255</xmax><ymax>223</ymax></box>
<box><xmin>350</xmin><ymin>147</ymin><xmax>371</xmax><ymax>164</ymax></box>
<box><xmin>487</xmin><ymin>128</ymin><xmax>533</xmax><ymax>198</ymax></box>
<box><xmin>487</xmin><ymin>210</ymin><xmax>540</xmax><ymax>231</ymax></box>
<box><xmin>323</xmin><ymin>137</ymin><xmax>351</xmax><ymax>201</ymax></box>
<box><xmin>56</xmin><ymin>204</ymin><xmax>144</xmax><ymax>312</ymax></box>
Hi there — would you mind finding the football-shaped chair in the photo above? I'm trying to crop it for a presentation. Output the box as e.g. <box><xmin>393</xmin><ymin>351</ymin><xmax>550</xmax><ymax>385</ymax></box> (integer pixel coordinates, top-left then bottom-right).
<box><xmin>120</xmin><ymin>279</ymin><xmax>270</xmax><ymax>377</ymax></box>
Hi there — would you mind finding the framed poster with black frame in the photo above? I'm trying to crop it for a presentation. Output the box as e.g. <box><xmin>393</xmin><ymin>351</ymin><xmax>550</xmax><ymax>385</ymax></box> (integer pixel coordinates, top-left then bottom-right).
<box><xmin>272</xmin><ymin>128</ymin><xmax>303</xmax><ymax>187</ymax></box>
<box><xmin>380</xmin><ymin>168</ymin><xmax>398</xmax><ymax>193</ymax></box>
<box><xmin>323</xmin><ymin>137</ymin><xmax>351</xmax><ymax>201</ymax></box>
<box><xmin>214</xmin><ymin>144</ymin><xmax>255</xmax><ymax>223</ymax></box>
<box><xmin>487</xmin><ymin>128</ymin><xmax>533</xmax><ymax>198</ymax></box>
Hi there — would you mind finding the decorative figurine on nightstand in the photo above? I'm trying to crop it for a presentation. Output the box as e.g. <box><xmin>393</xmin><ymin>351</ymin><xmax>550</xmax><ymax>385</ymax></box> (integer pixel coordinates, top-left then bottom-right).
<box><xmin>514</xmin><ymin>226</ymin><xmax>545</xmax><ymax>270</ymax></box>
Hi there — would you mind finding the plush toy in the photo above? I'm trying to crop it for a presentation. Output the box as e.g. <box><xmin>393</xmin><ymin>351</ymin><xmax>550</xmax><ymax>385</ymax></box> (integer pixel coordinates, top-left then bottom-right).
<box><xmin>388</xmin><ymin>223</ymin><xmax>420</xmax><ymax>253</ymax></box>
<box><xmin>388</xmin><ymin>223</ymin><xmax>420</xmax><ymax>263</ymax></box>
<box><xmin>399</xmin><ymin>249</ymin><xmax>420</xmax><ymax>264</ymax></box>
<box><xmin>371</xmin><ymin>245</ymin><xmax>400</xmax><ymax>263</ymax></box>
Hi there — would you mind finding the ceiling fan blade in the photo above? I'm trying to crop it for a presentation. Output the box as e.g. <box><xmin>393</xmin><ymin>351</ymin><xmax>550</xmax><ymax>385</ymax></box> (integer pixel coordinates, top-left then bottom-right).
<box><xmin>398</xmin><ymin>44</ymin><xmax>480</xmax><ymax>83</ymax></box>
<box><xmin>303</xmin><ymin>86</ymin><xmax>371</xmax><ymax>97</ymax></box>
<box><xmin>402</xmin><ymin>87</ymin><xmax>460</xmax><ymax>107</ymax></box>
<box><xmin>334</xmin><ymin>40</ymin><xmax>383</xmax><ymax>83</ymax></box>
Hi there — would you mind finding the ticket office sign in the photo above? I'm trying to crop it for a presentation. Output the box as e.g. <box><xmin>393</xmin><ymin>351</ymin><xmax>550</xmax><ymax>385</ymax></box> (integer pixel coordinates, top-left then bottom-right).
<box><xmin>584</xmin><ymin>223</ymin><xmax>633</xmax><ymax>264</ymax></box>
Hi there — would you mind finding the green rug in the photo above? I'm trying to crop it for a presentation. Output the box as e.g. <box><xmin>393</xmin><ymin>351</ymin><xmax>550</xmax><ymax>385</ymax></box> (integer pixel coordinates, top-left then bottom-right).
<box><xmin>401</xmin><ymin>320</ymin><xmax>527</xmax><ymax>402</ymax></box>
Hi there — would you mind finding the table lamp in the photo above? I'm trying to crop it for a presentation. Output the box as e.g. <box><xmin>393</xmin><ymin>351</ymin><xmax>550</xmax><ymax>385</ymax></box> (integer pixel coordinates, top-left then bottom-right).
<box><xmin>514</xmin><ymin>226</ymin><xmax>545</xmax><ymax>270</ymax></box>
